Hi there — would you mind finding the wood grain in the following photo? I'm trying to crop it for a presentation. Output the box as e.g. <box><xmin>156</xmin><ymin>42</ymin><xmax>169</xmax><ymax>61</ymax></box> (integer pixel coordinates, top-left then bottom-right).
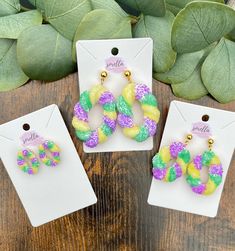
<box><xmin>0</xmin><ymin>75</ymin><xmax>234</xmax><ymax>251</ymax></box>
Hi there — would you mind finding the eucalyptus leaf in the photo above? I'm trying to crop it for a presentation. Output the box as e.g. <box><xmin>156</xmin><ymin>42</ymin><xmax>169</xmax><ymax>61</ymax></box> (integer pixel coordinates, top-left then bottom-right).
<box><xmin>155</xmin><ymin>44</ymin><xmax>214</xmax><ymax>84</ymax></box>
<box><xmin>116</xmin><ymin>0</ymin><xmax>166</xmax><ymax>17</ymax></box>
<box><xmin>0</xmin><ymin>39</ymin><xmax>29</xmax><ymax>92</ymax></box>
<box><xmin>72</xmin><ymin>9</ymin><xmax>132</xmax><ymax>61</ymax></box>
<box><xmin>201</xmin><ymin>38</ymin><xmax>235</xmax><ymax>103</ymax></box>
<box><xmin>0</xmin><ymin>0</ymin><xmax>20</xmax><ymax>17</ymax></box>
<box><xmin>172</xmin><ymin>65</ymin><xmax>208</xmax><ymax>100</ymax></box>
<box><xmin>172</xmin><ymin>2</ymin><xmax>235</xmax><ymax>53</ymax></box>
<box><xmin>17</xmin><ymin>25</ymin><xmax>75</xmax><ymax>82</ymax></box>
<box><xmin>28</xmin><ymin>0</ymin><xmax>45</xmax><ymax>11</ymax></box>
<box><xmin>133</xmin><ymin>12</ymin><xmax>176</xmax><ymax>73</ymax></box>
<box><xmin>228</xmin><ymin>28</ymin><xmax>235</xmax><ymax>41</ymax></box>
<box><xmin>91</xmin><ymin>0</ymin><xmax>127</xmax><ymax>17</ymax></box>
<box><xmin>166</xmin><ymin>0</ymin><xmax>224</xmax><ymax>15</ymax></box>
<box><xmin>0</xmin><ymin>10</ymin><xmax>42</xmax><ymax>39</ymax></box>
<box><xmin>43</xmin><ymin>0</ymin><xmax>92</xmax><ymax>40</ymax></box>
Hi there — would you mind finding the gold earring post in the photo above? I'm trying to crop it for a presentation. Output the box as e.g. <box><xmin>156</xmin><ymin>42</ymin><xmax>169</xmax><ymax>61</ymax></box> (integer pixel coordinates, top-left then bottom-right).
<box><xmin>100</xmin><ymin>71</ymin><xmax>108</xmax><ymax>84</ymax></box>
<box><xmin>208</xmin><ymin>138</ymin><xmax>214</xmax><ymax>151</ymax></box>
<box><xmin>185</xmin><ymin>134</ymin><xmax>193</xmax><ymax>145</ymax></box>
<box><xmin>124</xmin><ymin>70</ymin><xmax>132</xmax><ymax>83</ymax></box>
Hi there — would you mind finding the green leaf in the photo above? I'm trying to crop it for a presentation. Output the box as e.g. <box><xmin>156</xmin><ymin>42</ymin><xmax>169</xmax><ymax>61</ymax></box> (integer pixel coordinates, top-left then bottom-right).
<box><xmin>155</xmin><ymin>44</ymin><xmax>214</xmax><ymax>84</ymax></box>
<box><xmin>0</xmin><ymin>39</ymin><xmax>29</xmax><ymax>92</ymax></box>
<box><xmin>201</xmin><ymin>38</ymin><xmax>235</xmax><ymax>103</ymax></box>
<box><xmin>172</xmin><ymin>2</ymin><xmax>235</xmax><ymax>53</ymax></box>
<box><xmin>43</xmin><ymin>0</ymin><xmax>92</xmax><ymax>40</ymax></box>
<box><xmin>133</xmin><ymin>12</ymin><xmax>176</xmax><ymax>73</ymax></box>
<box><xmin>0</xmin><ymin>10</ymin><xmax>42</xmax><ymax>39</ymax></box>
<box><xmin>228</xmin><ymin>28</ymin><xmax>235</xmax><ymax>41</ymax></box>
<box><xmin>91</xmin><ymin>0</ymin><xmax>128</xmax><ymax>17</ymax></box>
<box><xmin>116</xmin><ymin>0</ymin><xmax>166</xmax><ymax>17</ymax></box>
<box><xmin>0</xmin><ymin>0</ymin><xmax>20</xmax><ymax>17</ymax></box>
<box><xmin>72</xmin><ymin>9</ymin><xmax>132</xmax><ymax>61</ymax></box>
<box><xmin>17</xmin><ymin>25</ymin><xmax>75</xmax><ymax>82</ymax></box>
<box><xmin>166</xmin><ymin>0</ymin><xmax>224</xmax><ymax>15</ymax></box>
<box><xmin>171</xmin><ymin>64</ymin><xmax>208</xmax><ymax>100</ymax></box>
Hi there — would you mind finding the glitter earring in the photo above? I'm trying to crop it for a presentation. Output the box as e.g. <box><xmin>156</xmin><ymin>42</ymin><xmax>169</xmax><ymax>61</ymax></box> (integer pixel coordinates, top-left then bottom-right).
<box><xmin>186</xmin><ymin>138</ymin><xmax>223</xmax><ymax>195</ymax></box>
<box><xmin>152</xmin><ymin>134</ymin><xmax>192</xmax><ymax>182</ymax></box>
<box><xmin>72</xmin><ymin>71</ymin><xmax>117</xmax><ymax>148</ymax></box>
<box><xmin>17</xmin><ymin>149</ymin><xmax>40</xmax><ymax>175</ymax></box>
<box><xmin>38</xmin><ymin>140</ymin><xmax>61</xmax><ymax>167</ymax></box>
<box><xmin>117</xmin><ymin>70</ymin><xmax>160</xmax><ymax>142</ymax></box>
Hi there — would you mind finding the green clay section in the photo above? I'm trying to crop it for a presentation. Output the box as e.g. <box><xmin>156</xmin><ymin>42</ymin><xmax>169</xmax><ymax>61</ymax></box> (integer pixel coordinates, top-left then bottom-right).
<box><xmin>101</xmin><ymin>123</ymin><xmax>113</xmax><ymax>136</ymax></box>
<box><xmin>140</xmin><ymin>94</ymin><xmax>158</xmax><ymax>107</ymax></box>
<box><xmin>202</xmin><ymin>151</ymin><xmax>215</xmax><ymax>166</ymax></box>
<box><xmin>135</xmin><ymin>126</ymin><xmax>149</xmax><ymax>142</ymax></box>
<box><xmin>186</xmin><ymin>175</ymin><xmax>201</xmax><ymax>187</ymax></box>
<box><xmin>39</xmin><ymin>149</ymin><xmax>45</xmax><ymax>155</ymax></box>
<box><xmin>17</xmin><ymin>155</ymin><xmax>24</xmax><ymax>160</ymax></box>
<box><xmin>80</xmin><ymin>91</ymin><xmax>92</xmax><ymax>112</ymax></box>
<box><xmin>178</xmin><ymin>149</ymin><xmax>190</xmax><ymax>163</ymax></box>
<box><xmin>152</xmin><ymin>154</ymin><xmax>166</xmax><ymax>169</ymax></box>
<box><xmin>76</xmin><ymin>130</ymin><xmax>92</xmax><ymax>141</ymax></box>
<box><xmin>46</xmin><ymin>160</ymin><xmax>52</xmax><ymax>166</ymax></box>
<box><xmin>117</xmin><ymin>96</ymin><xmax>133</xmax><ymax>116</ymax></box>
<box><xmin>168</xmin><ymin>167</ymin><xmax>176</xmax><ymax>182</ymax></box>
<box><xmin>103</xmin><ymin>102</ymin><xmax>116</xmax><ymax>112</ymax></box>
<box><xmin>209</xmin><ymin>174</ymin><xmax>222</xmax><ymax>186</ymax></box>
<box><xmin>47</xmin><ymin>141</ymin><xmax>54</xmax><ymax>149</ymax></box>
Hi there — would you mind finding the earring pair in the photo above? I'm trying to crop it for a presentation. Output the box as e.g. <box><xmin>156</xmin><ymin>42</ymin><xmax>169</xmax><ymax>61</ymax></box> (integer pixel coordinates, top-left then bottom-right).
<box><xmin>17</xmin><ymin>140</ymin><xmax>60</xmax><ymax>175</ymax></box>
<box><xmin>72</xmin><ymin>70</ymin><xmax>160</xmax><ymax>148</ymax></box>
<box><xmin>152</xmin><ymin>135</ymin><xmax>223</xmax><ymax>196</ymax></box>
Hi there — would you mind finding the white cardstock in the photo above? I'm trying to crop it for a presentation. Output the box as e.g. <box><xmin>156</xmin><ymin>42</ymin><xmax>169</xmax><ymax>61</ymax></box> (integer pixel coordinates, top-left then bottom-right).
<box><xmin>76</xmin><ymin>38</ymin><xmax>153</xmax><ymax>153</ymax></box>
<box><xmin>0</xmin><ymin>105</ymin><xmax>97</xmax><ymax>227</ymax></box>
<box><xmin>148</xmin><ymin>101</ymin><xmax>235</xmax><ymax>217</ymax></box>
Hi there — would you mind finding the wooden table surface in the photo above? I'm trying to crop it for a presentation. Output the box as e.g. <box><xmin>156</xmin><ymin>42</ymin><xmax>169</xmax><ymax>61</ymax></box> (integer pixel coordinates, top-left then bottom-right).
<box><xmin>0</xmin><ymin>74</ymin><xmax>234</xmax><ymax>251</ymax></box>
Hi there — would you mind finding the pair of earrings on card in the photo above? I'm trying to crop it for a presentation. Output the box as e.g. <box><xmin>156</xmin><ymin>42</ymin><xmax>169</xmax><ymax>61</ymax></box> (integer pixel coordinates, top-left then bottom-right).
<box><xmin>17</xmin><ymin>130</ymin><xmax>60</xmax><ymax>175</ymax></box>
<box><xmin>152</xmin><ymin>134</ymin><xmax>223</xmax><ymax>196</ymax></box>
<box><xmin>72</xmin><ymin>70</ymin><xmax>160</xmax><ymax>148</ymax></box>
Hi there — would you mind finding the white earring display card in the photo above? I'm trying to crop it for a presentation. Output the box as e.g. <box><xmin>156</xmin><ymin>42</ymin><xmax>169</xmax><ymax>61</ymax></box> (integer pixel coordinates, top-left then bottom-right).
<box><xmin>148</xmin><ymin>101</ymin><xmax>235</xmax><ymax>217</ymax></box>
<box><xmin>0</xmin><ymin>105</ymin><xmax>97</xmax><ymax>227</ymax></box>
<box><xmin>76</xmin><ymin>38</ymin><xmax>154</xmax><ymax>153</ymax></box>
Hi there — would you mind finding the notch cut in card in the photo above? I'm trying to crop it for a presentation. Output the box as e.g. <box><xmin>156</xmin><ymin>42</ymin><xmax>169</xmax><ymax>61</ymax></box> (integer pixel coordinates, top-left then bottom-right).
<box><xmin>76</xmin><ymin>38</ymin><xmax>156</xmax><ymax>153</ymax></box>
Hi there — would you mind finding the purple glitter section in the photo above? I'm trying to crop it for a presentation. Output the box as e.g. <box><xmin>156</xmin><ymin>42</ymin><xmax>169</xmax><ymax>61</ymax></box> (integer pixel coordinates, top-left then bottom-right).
<box><xmin>194</xmin><ymin>155</ymin><xmax>202</xmax><ymax>170</ymax></box>
<box><xmin>85</xmin><ymin>130</ymin><xmax>99</xmax><ymax>148</ymax></box>
<box><xmin>28</xmin><ymin>168</ymin><xmax>34</xmax><ymax>175</ymax></box>
<box><xmin>152</xmin><ymin>168</ymin><xmax>166</xmax><ymax>180</ymax></box>
<box><xmin>39</xmin><ymin>153</ymin><xmax>46</xmax><ymax>159</ymax></box>
<box><xmin>135</xmin><ymin>84</ymin><xmax>150</xmax><ymax>100</ymax></box>
<box><xmin>144</xmin><ymin>117</ymin><xmax>157</xmax><ymax>136</ymax></box>
<box><xmin>170</xmin><ymin>142</ymin><xmax>185</xmax><ymax>159</ymax></box>
<box><xmin>51</xmin><ymin>161</ymin><xmax>57</xmax><ymax>167</ymax></box>
<box><xmin>192</xmin><ymin>184</ymin><xmax>206</xmax><ymax>194</ymax></box>
<box><xmin>99</xmin><ymin>91</ymin><xmax>115</xmax><ymax>105</ymax></box>
<box><xmin>173</xmin><ymin>163</ymin><xmax>183</xmax><ymax>178</ymax></box>
<box><xmin>22</xmin><ymin>150</ymin><xmax>28</xmax><ymax>156</ymax></box>
<box><xmin>209</xmin><ymin>164</ymin><xmax>223</xmax><ymax>176</ymax></box>
<box><xmin>103</xmin><ymin>116</ymin><xmax>116</xmax><ymax>131</ymax></box>
<box><xmin>17</xmin><ymin>160</ymin><xmax>24</xmax><ymax>166</ymax></box>
<box><xmin>74</xmin><ymin>103</ymin><xmax>88</xmax><ymax>122</ymax></box>
<box><xmin>118</xmin><ymin>114</ymin><xmax>133</xmax><ymax>128</ymax></box>
<box><xmin>32</xmin><ymin>158</ymin><xmax>38</xmax><ymax>164</ymax></box>
<box><xmin>43</xmin><ymin>141</ymin><xmax>49</xmax><ymax>149</ymax></box>
<box><xmin>52</xmin><ymin>152</ymin><xmax>60</xmax><ymax>157</ymax></box>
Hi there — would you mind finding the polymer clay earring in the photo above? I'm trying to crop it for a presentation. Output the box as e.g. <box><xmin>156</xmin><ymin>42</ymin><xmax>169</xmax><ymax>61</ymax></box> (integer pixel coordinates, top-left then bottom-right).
<box><xmin>72</xmin><ymin>71</ymin><xmax>117</xmax><ymax>148</ymax></box>
<box><xmin>117</xmin><ymin>70</ymin><xmax>160</xmax><ymax>142</ymax></box>
<box><xmin>38</xmin><ymin>140</ymin><xmax>61</xmax><ymax>167</ymax></box>
<box><xmin>17</xmin><ymin>149</ymin><xmax>40</xmax><ymax>175</ymax></box>
<box><xmin>152</xmin><ymin>134</ymin><xmax>192</xmax><ymax>182</ymax></box>
<box><xmin>186</xmin><ymin>138</ymin><xmax>223</xmax><ymax>195</ymax></box>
